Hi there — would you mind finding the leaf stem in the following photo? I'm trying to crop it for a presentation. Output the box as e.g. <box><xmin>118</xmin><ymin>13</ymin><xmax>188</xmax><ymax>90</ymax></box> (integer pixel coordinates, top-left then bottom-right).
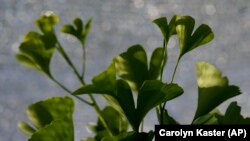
<box><xmin>159</xmin><ymin>40</ymin><xmax>168</xmax><ymax>81</ymax></box>
<box><xmin>81</xmin><ymin>43</ymin><xmax>86</xmax><ymax>80</ymax></box>
<box><xmin>170</xmin><ymin>57</ymin><xmax>181</xmax><ymax>83</ymax></box>
<box><xmin>55</xmin><ymin>40</ymin><xmax>114</xmax><ymax>137</ymax></box>
<box><xmin>47</xmin><ymin>75</ymin><xmax>93</xmax><ymax>106</ymax></box>
<box><xmin>89</xmin><ymin>94</ymin><xmax>114</xmax><ymax>136</ymax></box>
<box><xmin>140</xmin><ymin>119</ymin><xmax>144</xmax><ymax>132</ymax></box>
<box><xmin>56</xmin><ymin>42</ymin><xmax>84</xmax><ymax>84</ymax></box>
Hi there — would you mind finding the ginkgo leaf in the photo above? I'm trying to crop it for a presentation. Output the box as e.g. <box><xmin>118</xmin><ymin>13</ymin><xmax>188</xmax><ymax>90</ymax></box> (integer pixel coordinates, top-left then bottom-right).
<box><xmin>136</xmin><ymin>80</ymin><xmax>183</xmax><ymax>130</ymax></box>
<box><xmin>18</xmin><ymin>97</ymin><xmax>74</xmax><ymax>141</ymax></box>
<box><xmin>36</xmin><ymin>12</ymin><xmax>59</xmax><ymax>34</ymax></box>
<box><xmin>86</xmin><ymin>106</ymin><xmax>128</xmax><ymax>140</ymax></box>
<box><xmin>175</xmin><ymin>16</ymin><xmax>214</xmax><ymax>58</ymax></box>
<box><xmin>153</xmin><ymin>16</ymin><xmax>177</xmax><ymax>41</ymax></box>
<box><xmin>149</xmin><ymin>48</ymin><xmax>166</xmax><ymax>80</ymax></box>
<box><xmin>115</xmin><ymin>45</ymin><xmax>148</xmax><ymax>90</ymax></box>
<box><xmin>61</xmin><ymin>17</ymin><xmax>92</xmax><ymax>44</ymax></box>
<box><xmin>194</xmin><ymin>62</ymin><xmax>241</xmax><ymax>119</ymax></box>
<box><xmin>17</xmin><ymin>31</ymin><xmax>56</xmax><ymax>75</ymax></box>
<box><xmin>101</xmin><ymin>131</ymin><xmax>154</xmax><ymax>141</ymax></box>
<box><xmin>73</xmin><ymin>61</ymin><xmax>116</xmax><ymax>95</ymax></box>
<box><xmin>216</xmin><ymin>102</ymin><xmax>250</xmax><ymax>124</ymax></box>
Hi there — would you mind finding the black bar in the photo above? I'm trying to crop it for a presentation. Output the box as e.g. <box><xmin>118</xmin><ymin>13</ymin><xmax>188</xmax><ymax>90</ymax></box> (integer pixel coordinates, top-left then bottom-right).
<box><xmin>155</xmin><ymin>125</ymin><xmax>250</xmax><ymax>140</ymax></box>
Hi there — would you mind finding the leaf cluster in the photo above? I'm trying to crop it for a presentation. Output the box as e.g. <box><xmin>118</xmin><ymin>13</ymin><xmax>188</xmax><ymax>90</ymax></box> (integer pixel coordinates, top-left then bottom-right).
<box><xmin>16</xmin><ymin>13</ymin><xmax>249</xmax><ymax>141</ymax></box>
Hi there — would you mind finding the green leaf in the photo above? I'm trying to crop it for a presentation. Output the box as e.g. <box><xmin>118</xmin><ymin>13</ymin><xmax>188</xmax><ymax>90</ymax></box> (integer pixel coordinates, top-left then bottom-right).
<box><xmin>82</xmin><ymin>19</ymin><xmax>92</xmax><ymax>44</ymax></box>
<box><xmin>156</xmin><ymin>108</ymin><xmax>179</xmax><ymax>125</ymax></box>
<box><xmin>92</xmin><ymin>61</ymin><xmax>116</xmax><ymax>92</ymax></box>
<box><xmin>136</xmin><ymin>80</ymin><xmax>183</xmax><ymax>130</ymax></box>
<box><xmin>190</xmin><ymin>24</ymin><xmax>214</xmax><ymax>50</ymax></box>
<box><xmin>115</xmin><ymin>45</ymin><xmax>148</xmax><ymax>90</ymax></box>
<box><xmin>73</xmin><ymin>61</ymin><xmax>116</xmax><ymax>95</ymax></box>
<box><xmin>85</xmin><ymin>106</ymin><xmax>128</xmax><ymax>141</ymax></box>
<box><xmin>16</xmin><ymin>54</ymin><xmax>41</xmax><ymax>71</ymax></box>
<box><xmin>175</xmin><ymin>16</ymin><xmax>214</xmax><ymax>58</ymax></box>
<box><xmin>36</xmin><ymin>12</ymin><xmax>59</xmax><ymax>34</ymax></box>
<box><xmin>73</xmin><ymin>84</ymin><xmax>113</xmax><ymax>95</ymax></box>
<box><xmin>194</xmin><ymin>62</ymin><xmax>241</xmax><ymax>119</ymax></box>
<box><xmin>115</xmin><ymin>80</ymin><xmax>137</xmax><ymax>131</ymax></box>
<box><xmin>149</xmin><ymin>48</ymin><xmax>166</xmax><ymax>80</ymax></box>
<box><xmin>96</xmin><ymin>106</ymin><xmax>128</xmax><ymax>135</ymax></box>
<box><xmin>18</xmin><ymin>97</ymin><xmax>74</xmax><ymax>141</ymax></box>
<box><xmin>153</xmin><ymin>17</ymin><xmax>169</xmax><ymax>41</ymax></box>
<box><xmin>102</xmin><ymin>131</ymin><xmax>154</xmax><ymax>141</ymax></box>
<box><xmin>17</xmin><ymin>13</ymin><xmax>58</xmax><ymax>75</ymax></box>
<box><xmin>216</xmin><ymin>102</ymin><xmax>250</xmax><ymax>124</ymax></box>
<box><xmin>192</xmin><ymin>112</ymin><xmax>219</xmax><ymax>125</ymax></box>
<box><xmin>18</xmin><ymin>121</ymin><xmax>36</xmax><ymax>136</ymax></box>
<box><xmin>153</xmin><ymin>16</ymin><xmax>177</xmax><ymax>41</ymax></box>
<box><xmin>18</xmin><ymin>32</ymin><xmax>56</xmax><ymax>75</ymax></box>
<box><xmin>61</xmin><ymin>17</ymin><xmax>92</xmax><ymax>44</ymax></box>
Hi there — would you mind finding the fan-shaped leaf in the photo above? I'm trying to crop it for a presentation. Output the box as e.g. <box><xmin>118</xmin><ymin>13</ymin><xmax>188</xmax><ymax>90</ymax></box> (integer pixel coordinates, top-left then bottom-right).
<box><xmin>216</xmin><ymin>102</ymin><xmax>250</xmax><ymax>124</ymax></box>
<box><xmin>36</xmin><ymin>12</ymin><xmax>59</xmax><ymax>34</ymax></box>
<box><xmin>115</xmin><ymin>45</ymin><xmax>148</xmax><ymax>90</ymax></box>
<box><xmin>194</xmin><ymin>62</ymin><xmax>241</xmax><ymax>119</ymax></box>
<box><xmin>18</xmin><ymin>97</ymin><xmax>74</xmax><ymax>141</ymax></box>
<box><xmin>149</xmin><ymin>48</ymin><xmax>166</xmax><ymax>80</ymax></box>
<box><xmin>175</xmin><ymin>16</ymin><xmax>214</xmax><ymax>58</ymax></box>
<box><xmin>136</xmin><ymin>80</ymin><xmax>183</xmax><ymax>130</ymax></box>
<box><xmin>17</xmin><ymin>31</ymin><xmax>56</xmax><ymax>75</ymax></box>
<box><xmin>61</xmin><ymin>17</ymin><xmax>92</xmax><ymax>44</ymax></box>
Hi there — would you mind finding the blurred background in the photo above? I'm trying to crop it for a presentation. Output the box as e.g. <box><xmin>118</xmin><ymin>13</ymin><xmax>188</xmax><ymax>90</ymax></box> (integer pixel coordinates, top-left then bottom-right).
<box><xmin>0</xmin><ymin>0</ymin><xmax>250</xmax><ymax>140</ymax></box>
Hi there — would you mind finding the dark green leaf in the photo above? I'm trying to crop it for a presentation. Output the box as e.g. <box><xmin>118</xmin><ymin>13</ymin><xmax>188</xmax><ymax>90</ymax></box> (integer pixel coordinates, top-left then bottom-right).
<box><xmin>115</xmin><ymin>80</ymin><xmax>137</xmax><ymax>131</ymax></box>
<box><xmin>115</xmin><ymin>45</ymin><xmax>148</xmax><ymax>90</ymax></box>
<box><xmin>97</xmin><ymin>106</ymin><xmax>128</xmax><ymax>135</ymax></box>
<box><xmin>168</xmin><ymin>16</ymin><xmax>177</xmax><ymax>37</ymax></box>
<box><xmin>216</xmin><ymin>102</ymin><xmax>250</xmax><ymax>124</ymax></box>
<box><xmin>175</xmin><ymin>16</ymin><xmax>214</xmax><ymax>58</ymax></box>
<box><xmin>103</xmin><ymin>95</ymin><xmax>125</xmax><ymax>117</ymax></box>
<box><xmin>73</xmin><ymin>61</ymin><xmax>116</xmax><ymax>95</ymax></box>
<box><xmin>149</xmin><ymin>48</ymin><xmax>166</xmax><ymax>80</ymax></box>
<box><xmin>153</xmin><ymin>17</ymin><xmax>169</xmax><ymax>41</ymax></box>
<box><xmin>92</xmin><ymin>61</ymin><xmax>116</xmax><ymax>92</ymax></box>
<box><xmin>82</xmin><ymin>19</ymin><xmax>92</xmax><ymax>44</ymax></box>
<box><xmin>36</xmin><ymin>12</ymin><xmax>59</xmax><ymax>34</ymax></box>
<box><xmin>153</xmin><ymin>16</ymin><xmax>177</xmax><ymax>41</ymax></box>
<box><xmin>73</xmin><ymin>18</ymin><xmax>83</xmax><ymax>35</ymax></box>
<box><xmin>189</xmin><ymin>24</ymin><xmax>214</xmax><ymax>50</ymax></box>
<box><xmin>136</xmin><ymin>80</ymin><xmax>183</xmax><ymax>130</ymax></box>
<box><xmin>193</xmin><ymin>111</ymin><xmax>219</xmax><ymax>125</ymax></box>
<box><xmin>18</xmin><ymin>97</ymin><xmax>74</xmax><ymax>141</ymax></box>
<box><xmin>61</xmin><ymin>17</ymin><xmax>92</xmax><ymax>44</ymax></box>
<box><xmin>85</xmin><ymin>106</ymin><xmax>128</xmax><ymax>141</ymax></box>
<box><xmin>73</xmin><ymin>84</ymin><xmax>113</xmax><ymax>95</ymax></box>
<box><xmin>194</xmin><ymin>62</ymin><xmax>241</xmax><ymax>119</ymax></box>
<box><xmin>102</xmin><ymin>131</ymin><xmax>154</xmax><ymax>141</ymax></box>
<box><xmin>156</xmin><ymin>108</ymin><xmax>179</xmax><ymax>125</ymax></box>
<box><xmin>60</xmin><ymin>25</ymin><xmax>75</xmax><ymax>35</ymax></box>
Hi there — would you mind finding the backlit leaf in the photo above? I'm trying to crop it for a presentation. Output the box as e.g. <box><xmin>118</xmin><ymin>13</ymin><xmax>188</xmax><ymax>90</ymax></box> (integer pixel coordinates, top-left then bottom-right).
<box><xmin>194</xmin><ymin>62</ymin><xmax>241</xmax><ymax>119</ymax></box>
<box><xmin>149</xmin><ymin>48</ymin><xmax>166</xmax><ymax>80</ymax></box>
<box><xmin>115</xmin><ymin>45</ymin><xmax>148</xmax><ymax>90</ymax></box>
<box><xmin>18</xmin><ymin>97</ymin><xmax>74</xmax><ymax>141</ymax></box>
<box><xmin>175</xmin><ymin>16</ymin><xmax>214</xmax><ymax>58</ymax></box>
